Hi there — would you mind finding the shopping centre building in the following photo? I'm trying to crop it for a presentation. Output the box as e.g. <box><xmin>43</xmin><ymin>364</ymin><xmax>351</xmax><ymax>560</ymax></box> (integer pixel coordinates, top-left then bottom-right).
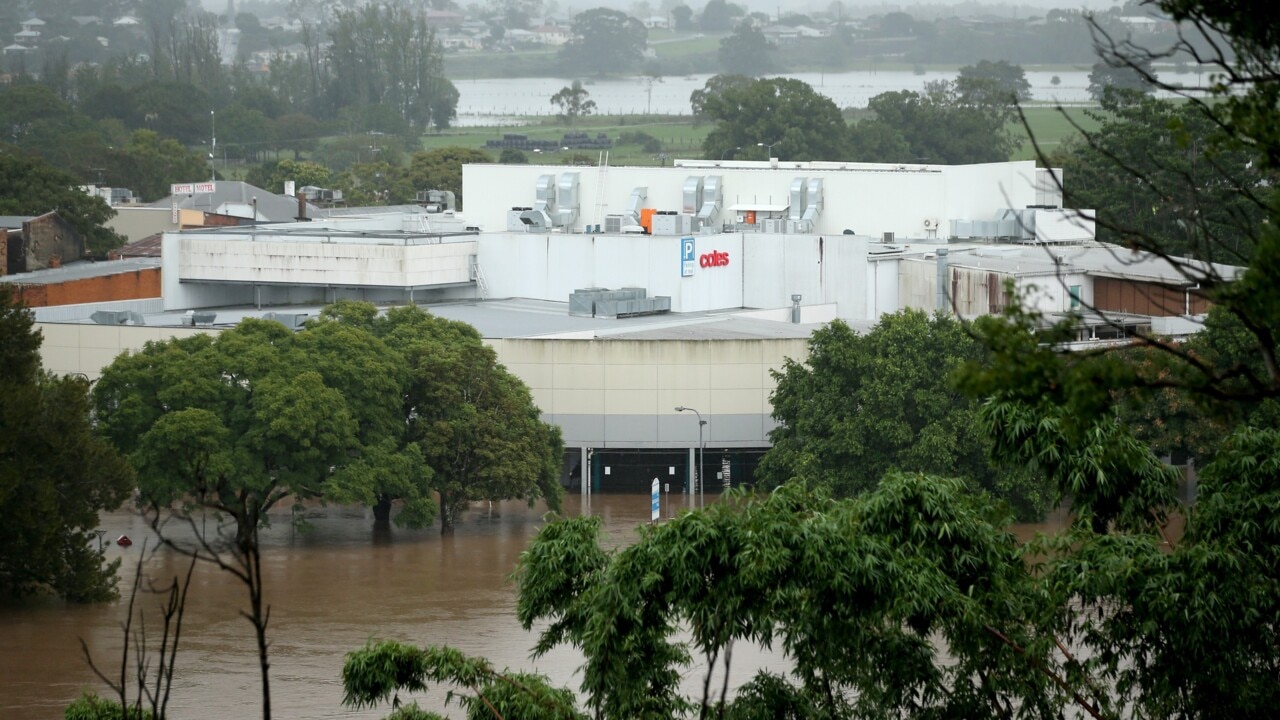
<box><xmin>16</xmin><ymin>158</ymin><xmax>1235</xmax><ymax>494</ymax></box>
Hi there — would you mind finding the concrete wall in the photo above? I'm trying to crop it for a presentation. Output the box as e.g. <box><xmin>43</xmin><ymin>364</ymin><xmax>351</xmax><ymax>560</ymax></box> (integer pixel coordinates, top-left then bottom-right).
<box><xmin>20</xmin><ymin>214</ymin><xmax>84</xmax><ymax>271</ymax></box>
<box><xmin>463</xmin><ymin>160</ymin><xmax>1041</xmax><ymax>240</ymax></box>
<box><xmin>490</xmin><ymin>337</ymin><xmax>808</xmax><ymax>448</ymax></box>
<box><xmin>741</xmin><ymin>234</ymin><xmax>875</xmax><ymax>317</ymax></box>
<box><xmin>37</xmin><ymin>322</ymin><xmax>809</xmax><ymax>449</ymax></box>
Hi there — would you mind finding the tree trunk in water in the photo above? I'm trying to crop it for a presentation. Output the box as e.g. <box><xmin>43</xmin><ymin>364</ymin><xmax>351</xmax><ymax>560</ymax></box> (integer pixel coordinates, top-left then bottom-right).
<box><xmin>372</xmin><ymin>494</ymin><xmax>392</xmax><ymax>526</ymax></box>
<box><xmin>439</xmin><ymin>493</ymin><xmax>455</xmax><ymax>535</ymax></box>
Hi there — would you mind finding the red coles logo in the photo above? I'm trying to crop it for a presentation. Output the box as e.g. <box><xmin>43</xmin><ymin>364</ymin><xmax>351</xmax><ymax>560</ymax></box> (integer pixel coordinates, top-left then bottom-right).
<box><xmin>699</xmin><ymin>250</ymin><xmax>730</xmax><ymax>268</ymax></box>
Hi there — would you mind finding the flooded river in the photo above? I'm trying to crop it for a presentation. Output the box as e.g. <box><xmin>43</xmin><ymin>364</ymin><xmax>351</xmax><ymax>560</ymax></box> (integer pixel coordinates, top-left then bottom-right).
<box><xmin>0</xmin><ymin>493</ymin><xmax>1068</xmax><ymax>719</ymax></box>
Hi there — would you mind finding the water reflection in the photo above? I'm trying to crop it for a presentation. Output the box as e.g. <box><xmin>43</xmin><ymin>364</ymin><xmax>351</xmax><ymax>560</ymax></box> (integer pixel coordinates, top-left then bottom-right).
<box><xmin>0</xmin><ymin>492</ymin><xmax>1065</xmax><ymax>719</ymax></box>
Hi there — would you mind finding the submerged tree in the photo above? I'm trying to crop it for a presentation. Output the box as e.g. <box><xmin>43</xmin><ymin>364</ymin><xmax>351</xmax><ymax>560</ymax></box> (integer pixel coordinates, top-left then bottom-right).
<box><xmin>550</xmin><ymin>81</ymin><xmax>596</xmax><ymax>127</ymax></box>
<box><xmin>92</xmin><ymin>316</ymin><xmax>413</xmax><ymax>719</ymax></box>
<box><xmin>351</xmin><ymin>304</ymin><xmax>565</xmax><ymax>535</ymax></box>
<box><xmin>0</xmin><ymin>293</ymin><xmax>134</xmax><ymax>602</ymax></box>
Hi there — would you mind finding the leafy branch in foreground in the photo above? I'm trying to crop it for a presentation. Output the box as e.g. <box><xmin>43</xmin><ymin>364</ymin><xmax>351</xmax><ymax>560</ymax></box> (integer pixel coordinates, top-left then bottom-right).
<box><xmin>342</xmin><ymin>640</ymin><xmax>585</xmax><ymax>720</ymax></box>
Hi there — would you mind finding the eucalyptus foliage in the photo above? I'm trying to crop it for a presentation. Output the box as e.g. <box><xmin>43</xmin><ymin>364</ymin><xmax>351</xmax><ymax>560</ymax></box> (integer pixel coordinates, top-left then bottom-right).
<box><xmin>760</xmin><ymin>310</ymin><xmax>1049</xmax><ymax>519</ymax></box>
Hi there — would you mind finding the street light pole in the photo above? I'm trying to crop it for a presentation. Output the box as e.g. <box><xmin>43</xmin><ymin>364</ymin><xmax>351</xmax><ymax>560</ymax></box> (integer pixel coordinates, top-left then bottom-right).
<box><xmin>757</xmin><ymin>140</ymin><xmax>782</xmax><ymax>159</ymax></box>
<box><xmin>675</xmin><ymin>406</ymin><xmax>706</xmax><ymax>509</ymax></box>
<box><xmin>721</xmin><ymin>146</ymin><xmax>741</xmax><ymax>160</ymax></box>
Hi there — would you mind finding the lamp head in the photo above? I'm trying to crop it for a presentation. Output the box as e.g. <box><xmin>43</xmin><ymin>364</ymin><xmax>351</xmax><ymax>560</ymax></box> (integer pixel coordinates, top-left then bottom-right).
<box><xmin>674</xmin><ymin>406</ymin><xmax>686</xmax><ymax>412</ymax></box>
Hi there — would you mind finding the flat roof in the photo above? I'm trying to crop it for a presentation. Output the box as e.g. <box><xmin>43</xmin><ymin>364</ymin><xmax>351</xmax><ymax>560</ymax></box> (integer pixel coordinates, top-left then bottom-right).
<box><xmin>42</xmin><ymin>296</ymin><xmax>823</xmax><ymax>342</ymax></box>
<box><xmin>0</xmin><ymin>258</ymin><xmax>160</xmax><ymax>285</ymax></box>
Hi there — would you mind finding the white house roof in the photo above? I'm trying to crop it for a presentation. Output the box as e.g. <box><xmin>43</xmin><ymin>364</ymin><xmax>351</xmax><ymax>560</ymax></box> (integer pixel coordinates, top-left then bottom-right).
<box><xmin>21</xmin><ymin>18</ymin><xmax>45</xmax><ymax>26</ymax></box>
<box><xmin>4</xmin><ymin>44</ymin><xmax>30</xmax><ymax>52</ymax></box>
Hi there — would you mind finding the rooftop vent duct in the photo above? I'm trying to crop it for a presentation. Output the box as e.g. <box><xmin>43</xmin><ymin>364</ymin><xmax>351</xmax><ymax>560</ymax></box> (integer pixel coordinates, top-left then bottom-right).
<box><xmin>416</xmin><ymin>189</ymin><xmax>456</xmax><ymax>213</ymax></box>
<box><xmin>521</xmin><ymin>174</ymin><xmax>557</xmax><ymax>229</ymax></box>
<box><xmin>801</xmin><ymin>177</ymin><xmax>824</xmax><ymax>224</ymax></box>
<box><xmin>262</xmin><ymin>312</ymin><xmax>308</xmax><ymax>330</ymax></box>
<box><xmin>622</xmin><ymin>186</ymin><xmax>648</xmax><ymax>228</ymax></box>
<box><xmin>556</xmin><ymin>172</ymin><xmax>580</xmax><ymax>228</ymax></box>
<box><xmin>696</xmin><ymin>175</ymin><xmax>723</xmax><ymax>228</ymax></box>
<box><xmin>682</xmin><ymin>176</ymin><xmax>704</xmax><ymax>215</ymax></box>
<box><xmin>91</xmin><ymin>310</ymin><xmax>145</xmax><ymax>326</ymax></box>
<box><xmin>789</xmin><ymin>178</ymin><xmax>808</xmax><ymax>222</ymax></box>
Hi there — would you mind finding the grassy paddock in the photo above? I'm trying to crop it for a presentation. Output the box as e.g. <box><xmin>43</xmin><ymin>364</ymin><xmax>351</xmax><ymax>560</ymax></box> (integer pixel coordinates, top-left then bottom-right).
<box><xmin>417</xmin><ymin>104</ymin><xmax>1095</xmax><ymax>166</ymax></box>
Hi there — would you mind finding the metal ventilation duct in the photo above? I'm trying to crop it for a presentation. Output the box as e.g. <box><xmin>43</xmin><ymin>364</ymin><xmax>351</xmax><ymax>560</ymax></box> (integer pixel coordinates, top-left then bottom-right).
<box><xmin>789</xmin><ymin>178</ymin><xmax>808</xmax><ymax>222</ymax></box>
<box><xmin>801</xmin><ymin>177</ymin><xmax>824</xmax><ymax>224</ymax></box>
<box><xmin>696</xmin><ymin>175</ymin><xmax>723</xmax><ymax>227</ymax></box>
<box><xmin>556</xmin><ymin>172</ymin><xmax>580</xmax><ymax>228</ymax></box>
<box><xmin>682</xmin><ymin>176</ymin><xmax>704</xmax><ymax>215</ymax></box>
<box><xmin>520</xmin><ymin>174</ymin><xmax>557</xmax><ymax>229</ymax></box>
<box><xmin>623</xmin><ymin>186</ymin><xmax>648</xmax><ymax>227</ymax></box>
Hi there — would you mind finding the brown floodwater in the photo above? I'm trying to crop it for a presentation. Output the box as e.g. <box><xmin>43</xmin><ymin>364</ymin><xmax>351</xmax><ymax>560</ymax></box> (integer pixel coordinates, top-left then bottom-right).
<box><xmin>0</xmin><ymin>493</ymin><xmax>1070</xmax><ymax>719</ymax></box>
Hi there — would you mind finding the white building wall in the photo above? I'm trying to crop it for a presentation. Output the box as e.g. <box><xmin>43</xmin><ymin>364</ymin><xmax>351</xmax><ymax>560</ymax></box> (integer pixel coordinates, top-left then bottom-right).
<box><xmin>741</xmin><ymin>234</ymin><xmax>872</xmax><ymax>317</ymax></box>
<box><xmin>477</xmin><ymin>232</ymin><xmax>743</xmax><ymax>311</ymax></box>
<box><xmin>464</xmin><ymin>160</ymin><xmax>1043</xmax><ymax>241</ymax></box>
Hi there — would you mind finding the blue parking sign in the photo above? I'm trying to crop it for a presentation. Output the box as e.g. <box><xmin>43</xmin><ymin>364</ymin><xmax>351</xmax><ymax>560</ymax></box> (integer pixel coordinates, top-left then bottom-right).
<box><xmin>681</xmin><ymin>237</ymin><xmax>695</xmax><ymax>277</ymax></box>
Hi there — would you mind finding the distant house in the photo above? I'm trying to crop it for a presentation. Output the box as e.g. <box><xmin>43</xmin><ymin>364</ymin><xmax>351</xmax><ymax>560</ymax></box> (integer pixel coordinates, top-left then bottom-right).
<box><xmin>531</xmin><ymin>25</ymin><xmax>571</xmax><ymax>45</ymax></box>
<box><xmin>72</xmin><ymin>16</ymin><xmax>103</xmax><ymax>26</ymax></box>
<box><xmin>643</xmin><ymin>15</ymin><xmax>669</xmax><ymax>29</ymax></box>
<box><xmin>113</xmin><ymin>16</ymin><xmax>141</xmax><ymax>27</ymax></box>
<box><xmin>440</xmin><ymin>34</ymin><xmax>483</xmax><ymax>51</ymax></box>
<box><xmin>3</xmin><ymin>43</ymin><xmax>31</xmax><ymax>54</ymax></box>
<box><xmin>19</xmin><ymin>18</ymin><xmax>45</xmax><ymax>32</ymax></box>
<box><xmin>1</xmin><ymin>212</ymin><xmax>86</xmax><ymax>275</ymax></box>
<box><xmin>425</xmin><ymin>10</ymin><xmax>465</xmax><ymax>28</ymax></box>
<box><xmin>14</xmin><ymin>29</ymin><xmax>40</xmax><ymax>44</ymax></box>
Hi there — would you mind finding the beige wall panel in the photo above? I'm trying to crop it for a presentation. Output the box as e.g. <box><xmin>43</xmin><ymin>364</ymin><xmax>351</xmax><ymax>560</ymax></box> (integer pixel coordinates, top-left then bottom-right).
<box><xmin>711</xmin><ymin>388</ymin><xmax>770</xmax><ymax>415</ymax></box>
<box><xmin>504</xmin><ymin>362</ymin><xmax>553</xmax><ymax>391</ymax></box>
<box><xmin>79</xmin><ymin>325</ymin><xmax>123</xmax><ymax>349</ymax></box>
<box><xmin>553</xmin><ymin>362</ymin><xmax>604</xmax><ymax>389</ymax></box>
<box><xmin>79</xmin><ymin>348</ymin><xmax>125</xmax><ymax>375</ymax></box>
<box><xmin>758</xmin><ymin>339</ymin><xmax>809</xmax><ymax>368</ymax></box>
<box><xmin>605</xmin><ymin>389</ymin><xmax>660</xmax><ymax>415</ymax></box>
<box><xmin>604</xmin><ymin>363</ymin><xmax>658</xmax><ymax>390</ymax></box>
<box><xmin>656</xmin><ymin>363</ymin><xmax>712</xmax><ymax>390</ymax></box>
<box><xmin>529</xmin><ymin>388</ymin><xmax>554</xmax><ymax>414</ymax></box>
<box><xmin>710</xmin><ymin>363</ymin><xmax>765</xmax><ymax>390</ymax></box>
<box><xmin>553</xmin><ymin>341</ymin><xmax>609</xmax><ymax>365</ymax></box>
<box><xmin>553</xmin><ymin>388</ymin><xmax>605</xmax><ymax>415</ymax></box>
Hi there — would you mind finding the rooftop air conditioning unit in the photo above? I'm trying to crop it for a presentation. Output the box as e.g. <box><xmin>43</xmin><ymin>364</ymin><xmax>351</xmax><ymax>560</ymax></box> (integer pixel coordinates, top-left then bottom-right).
<box><xmin>923</xmin><ymin>218</ymin><xmax>938</xmax><ymax>230</ymax></box>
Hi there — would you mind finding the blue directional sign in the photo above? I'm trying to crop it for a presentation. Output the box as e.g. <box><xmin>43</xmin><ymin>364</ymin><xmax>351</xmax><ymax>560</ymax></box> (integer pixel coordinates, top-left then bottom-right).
<box><xmin>681</xmin><ymin>237</ymin><xmax>695</xmax><ymax>277</ymax></box>
<box><xmin>651</xmin><ymin>478</ymin><xmax>661</xmax><ymax>521</ymax></box>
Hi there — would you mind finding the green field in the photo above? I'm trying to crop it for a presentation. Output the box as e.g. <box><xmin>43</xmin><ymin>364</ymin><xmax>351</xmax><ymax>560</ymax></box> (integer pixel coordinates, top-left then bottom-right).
<box><xmin>1011</xmin><ymin>105</ymin><xmax>1101</xmax><ymax>160</ymax></box>
<box><xmin>414</xmin><ymin>104</ymin><xmax>1097</xmax><ymax>167</ymax></box>
<box><xmin>421</xmin><ymin>115</ymin><xmax>712</xmax><ymax>166</ymax></box>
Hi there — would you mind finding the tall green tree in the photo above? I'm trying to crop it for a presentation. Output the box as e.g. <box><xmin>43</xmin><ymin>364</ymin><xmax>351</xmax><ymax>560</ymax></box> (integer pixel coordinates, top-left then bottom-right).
<box><xmin>0</xmin><ymin>153</ymin><xmax>124</xmax><ymax>256</ymax></box>
<box><xmin>0</xmin><ymin>294</ymin><xmax>134</xmax><ymax>603</ymax></box>
<box><xmin>957</xmin><ymin>59</ymin><xmax>1031</xmax><ymax>102</ymax></box>
<box><xmin>1087</xmin><ymin>57</ymin><xmax>1157</xmax><ymax>100</ymax></box>
<box><xmin>853</xmin><ymin>80</ymin><xmax>1019</xmax><ymax>164</ymax></box>
<box><xmin>363</xmin><ymin>306</ymin><xmax>564</xmax><ymax>535</ymax></box>
<box><xmin>716</xmin><ymin>22</ymin><xmax>775</xmax><ymax>76</ymax></box>
<box><xmin>405</xmin><ymin>146</ymin><xmax>492</xmax><ymax>208</ymax></box>
<box><xmin>550</xmin><ymin>81</ymin><xmax>597</xmax><ymax>126</ymax></box>
<box><xmin>325</xmin><ymin>3</ymin><xmax>458</xmax><ymax>131</ymax></box>
<box><xmin>760</xmin><ymin>310</ymin><xmax>1048</xmax><ymax>519</ymax></box>
<box><xmin>112</xmin><ymin>128</ymin><xmax>212</xmax><ymax>201</ymax></box>
<box><xmin>697</xmin><ymin>77</ymin><xmax>851</xmax><ymax>162</ymax></box>
<box><xmin>559</xmin><ymin>8</ymin><xmax>647</xmax><ymax>77</ymax></box>
<box><xmin>1052</xmin><ymin>89</ymin><xmax>1268</xmax><ymax>264</ymax></box>
<box><xmin>92</xmin><ymin>317</ymin><xmax>416</xmax><ymax>720</ymax></box>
